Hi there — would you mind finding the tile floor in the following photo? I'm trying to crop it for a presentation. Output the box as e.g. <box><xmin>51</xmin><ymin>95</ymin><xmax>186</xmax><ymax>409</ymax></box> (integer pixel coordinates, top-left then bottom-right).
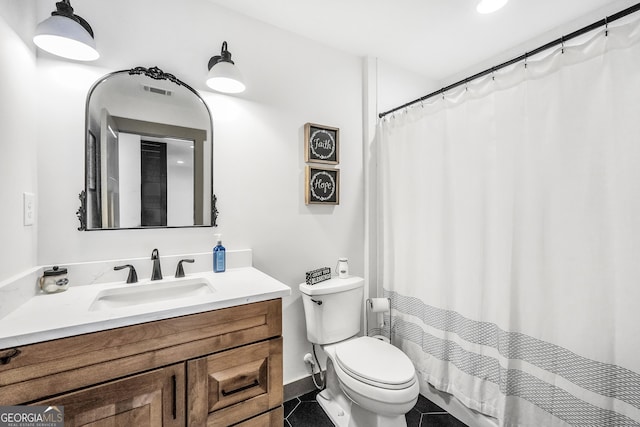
<box><xmin>284</xmin><ymin>389</ymin><xmax>469</xmax><ymax>427</ymax></box>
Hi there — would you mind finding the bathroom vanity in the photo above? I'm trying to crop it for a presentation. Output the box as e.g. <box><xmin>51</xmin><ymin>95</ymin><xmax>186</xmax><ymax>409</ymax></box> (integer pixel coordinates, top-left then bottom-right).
<box><xmin>0</xmin><ymin>266</ymin><xmax>289</xmax><ymax>426</ymax></box>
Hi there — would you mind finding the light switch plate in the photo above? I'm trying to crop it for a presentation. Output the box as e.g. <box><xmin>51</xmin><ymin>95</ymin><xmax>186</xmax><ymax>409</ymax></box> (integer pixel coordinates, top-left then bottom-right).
<box><xmin>23</xmin><ymin>192</ymin><xmax>35</xmax><ymax>226</ymax></box>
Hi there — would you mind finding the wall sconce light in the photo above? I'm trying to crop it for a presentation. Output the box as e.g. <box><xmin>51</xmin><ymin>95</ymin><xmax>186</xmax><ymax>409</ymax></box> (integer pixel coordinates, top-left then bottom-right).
<box><xmin>477</xmin><ymin>0</ymin><xmax>508</xmax><ymax>14</ymax></box>
<box><xmin>33</xmin><ymin>0</ymin><xmax>99</xmax><ymax>61</ymax></box>
<box><xmin>206</xmin><ymin>41</ymin><xmax>246</xmax><ymax>94</ymax></box>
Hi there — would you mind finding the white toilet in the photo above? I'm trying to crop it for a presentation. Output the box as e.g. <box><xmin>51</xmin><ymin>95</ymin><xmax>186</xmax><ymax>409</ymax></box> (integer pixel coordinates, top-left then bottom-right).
<box><xmin>299</xmin><ymin>276</ymin><xmax>419</xmax><ymax>427</ymax></box>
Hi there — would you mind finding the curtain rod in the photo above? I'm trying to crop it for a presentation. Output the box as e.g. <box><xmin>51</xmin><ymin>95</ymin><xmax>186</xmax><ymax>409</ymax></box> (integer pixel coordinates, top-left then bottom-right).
<box><xmin>379</xmin><ymin>2</ymin><xmax>640</xmax><ymax>118</ymax></box>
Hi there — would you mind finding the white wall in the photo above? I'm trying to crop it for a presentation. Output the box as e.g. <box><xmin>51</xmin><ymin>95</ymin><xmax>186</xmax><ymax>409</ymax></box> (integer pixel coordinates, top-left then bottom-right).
<box><xmin>166</xmin><ymin>140</ymin><xmax>195</xmax><ymax>226</ymax></box>
<box><xmin>377</xmin><ymin>59</ymin><xmax>439</xmax><ymax>116</ymax></box>
<box><xmin>0</xmin><ymin>2</ymin><xmax>37</xmax><ymax>281</ymax></box>
<box><xmin>29</xmin><ymin>0</ymin><xmax>364</xmax><ymax>385</ymax></box>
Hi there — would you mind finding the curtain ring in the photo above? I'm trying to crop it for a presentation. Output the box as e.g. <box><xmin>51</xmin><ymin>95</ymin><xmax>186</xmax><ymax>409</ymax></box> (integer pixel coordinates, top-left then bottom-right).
<box><xmin>561</xmin><ymin>35</ymin><xmax>565</xmax><ymax>54</ymax></box>
<box><xmin>605</xmin><ymin>16</ymin><xmax>609</xmax><ymax>37</ymax></box>
<box><xmin>524</xmin><ymin>52</ymin><xmax>528</xmax><ymax>69</ymax></box>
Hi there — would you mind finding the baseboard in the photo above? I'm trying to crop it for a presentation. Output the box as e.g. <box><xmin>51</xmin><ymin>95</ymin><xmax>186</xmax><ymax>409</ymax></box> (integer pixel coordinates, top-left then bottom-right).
<box><xmin>284</xmin><ymin>373</ymin><xmax>324</xmax><ymax>401</ymax></box>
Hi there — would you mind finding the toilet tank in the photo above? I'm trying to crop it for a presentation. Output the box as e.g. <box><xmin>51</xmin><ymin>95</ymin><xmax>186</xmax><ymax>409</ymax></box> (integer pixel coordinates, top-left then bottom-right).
<box><xmin>299</xmin><ymin>276</ymin><xmax>364</xmax><ymax>345</ymax></box>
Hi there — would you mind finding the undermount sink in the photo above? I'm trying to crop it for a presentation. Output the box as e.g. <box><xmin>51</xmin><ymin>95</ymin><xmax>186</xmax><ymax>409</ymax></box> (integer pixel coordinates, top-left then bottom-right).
<box><xmin>89</xmin><ymin>277</ymin><xmax>215</xmax><ymax>311</ymax></box>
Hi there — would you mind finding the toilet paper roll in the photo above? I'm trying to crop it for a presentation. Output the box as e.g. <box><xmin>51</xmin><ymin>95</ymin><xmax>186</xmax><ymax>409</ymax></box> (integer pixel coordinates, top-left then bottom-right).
<box><xmin>369</xmin><ymin>298</ymin><xmax>390</xmax><ymax>313</ymax></box>
<box><xmin>369</xmin><ymin>298</ymin><xmax>390</xmax><ymax>328</ymax></box>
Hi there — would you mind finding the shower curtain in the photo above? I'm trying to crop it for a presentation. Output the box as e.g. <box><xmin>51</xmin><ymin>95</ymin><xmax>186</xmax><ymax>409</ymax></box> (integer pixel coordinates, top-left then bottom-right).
<box><xmin>377</xmin><ymin>14</ymin><xmax>640</xmax><ymax>427</ymax></box>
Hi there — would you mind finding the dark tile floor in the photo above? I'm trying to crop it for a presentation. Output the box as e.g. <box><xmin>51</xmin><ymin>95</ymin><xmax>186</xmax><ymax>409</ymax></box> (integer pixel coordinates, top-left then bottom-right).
<box><xmin>285</xmin><ymin>389</ymin><xmax>469</xmax><ymax>427</ymax></box>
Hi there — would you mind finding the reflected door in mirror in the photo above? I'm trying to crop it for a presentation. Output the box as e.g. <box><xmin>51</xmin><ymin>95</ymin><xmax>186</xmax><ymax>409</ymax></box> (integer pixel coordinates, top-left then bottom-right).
<box><xmin>141</xmin><ymin>141</ymin><xmax>167</xmax><ymax>227</ymax></box>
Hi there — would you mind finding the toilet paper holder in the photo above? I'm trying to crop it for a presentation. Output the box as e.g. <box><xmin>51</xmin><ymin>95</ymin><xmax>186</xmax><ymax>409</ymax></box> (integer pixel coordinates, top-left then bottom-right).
<box><xmin>365</xmin><ymin>297</ymin><xmax>392</xmax><ymax>342</ymax></box>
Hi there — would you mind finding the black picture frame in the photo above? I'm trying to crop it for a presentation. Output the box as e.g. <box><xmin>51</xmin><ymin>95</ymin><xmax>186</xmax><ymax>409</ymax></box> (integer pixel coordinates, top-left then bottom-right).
<box><xmin>304</xmin><ymin>123</ymin><xmax>339</xmax><ymax>164</ymax></box>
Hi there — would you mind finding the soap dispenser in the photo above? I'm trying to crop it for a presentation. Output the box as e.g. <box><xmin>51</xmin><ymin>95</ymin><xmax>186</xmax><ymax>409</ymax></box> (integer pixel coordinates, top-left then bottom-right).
<box><xmin>213</xmin><ymin>234</ymin><xmax>226</xmax><ymax>273</ymax></box>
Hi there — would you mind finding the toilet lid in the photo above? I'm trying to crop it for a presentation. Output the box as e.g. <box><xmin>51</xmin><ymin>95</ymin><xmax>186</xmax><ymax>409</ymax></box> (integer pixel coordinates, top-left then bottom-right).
<box><xmin>335</xmin><ymin>336</ymin><xmax>416</xmax><ymax>389</ymax></box>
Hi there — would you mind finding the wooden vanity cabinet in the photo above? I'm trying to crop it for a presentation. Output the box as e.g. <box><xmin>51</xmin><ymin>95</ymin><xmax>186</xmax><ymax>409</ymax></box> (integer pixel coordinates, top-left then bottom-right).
<box><xmin>0</xmin><ymin>299</ymin><xmax>283</xmax><ymax>427</ymax></box>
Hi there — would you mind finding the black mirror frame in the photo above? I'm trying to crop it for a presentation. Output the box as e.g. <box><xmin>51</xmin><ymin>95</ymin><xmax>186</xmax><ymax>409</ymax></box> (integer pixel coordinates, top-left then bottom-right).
<box><xmin>77</xmin><ymin>66</ymin><xmax>217</xmax><ymax>231</ymax></box>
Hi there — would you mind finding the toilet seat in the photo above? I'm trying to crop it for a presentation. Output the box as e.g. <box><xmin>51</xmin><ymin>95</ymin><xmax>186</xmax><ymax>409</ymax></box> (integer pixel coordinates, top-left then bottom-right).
<box><xmin>335</xmin><ymin>336</ymin><xmax>417</xmax><ymax>390</ymax></box>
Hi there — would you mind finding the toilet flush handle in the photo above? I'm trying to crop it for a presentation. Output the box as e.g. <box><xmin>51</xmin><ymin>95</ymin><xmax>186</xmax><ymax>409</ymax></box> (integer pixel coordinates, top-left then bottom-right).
<box><xmin>311</xmin><ymin>298</ymin><xmax>323</xmax><ymax>306</ymax></box>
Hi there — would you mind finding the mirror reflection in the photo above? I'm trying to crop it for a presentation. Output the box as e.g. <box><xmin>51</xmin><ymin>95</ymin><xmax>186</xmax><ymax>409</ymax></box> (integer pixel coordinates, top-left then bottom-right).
<box><xmin>83</xmin><ymin>67</ymin><xmax>214</xmax><ymax>230</ymax></box>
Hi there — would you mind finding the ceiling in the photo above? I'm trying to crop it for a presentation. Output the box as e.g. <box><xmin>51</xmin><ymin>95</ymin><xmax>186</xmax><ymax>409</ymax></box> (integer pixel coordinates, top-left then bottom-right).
<box><xmin>207</xmin><ymin>0</ymin><xmax>631</xmax><ymax>82</ymax></box>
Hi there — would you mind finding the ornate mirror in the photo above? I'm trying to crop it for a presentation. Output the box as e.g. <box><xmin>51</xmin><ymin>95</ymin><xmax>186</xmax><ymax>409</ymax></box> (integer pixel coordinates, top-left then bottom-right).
<box><xmin>78</xmin><ymin>66</ymin><xmax>216</xmax><ymax>230</ymax></box>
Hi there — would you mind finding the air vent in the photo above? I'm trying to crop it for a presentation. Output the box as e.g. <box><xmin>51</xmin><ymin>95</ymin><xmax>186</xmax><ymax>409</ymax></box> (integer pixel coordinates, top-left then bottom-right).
<box><xmin>143</xmin><ymin>85</ymin><xmax>172</xmax><ymax>96</ymax></box>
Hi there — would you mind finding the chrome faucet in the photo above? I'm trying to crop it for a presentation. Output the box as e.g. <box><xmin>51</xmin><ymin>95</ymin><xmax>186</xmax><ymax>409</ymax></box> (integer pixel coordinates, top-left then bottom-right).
<box><xmin>151</xmin><ymin>248</ymin><xmax>163</xmax><ymax>281</ymax></box>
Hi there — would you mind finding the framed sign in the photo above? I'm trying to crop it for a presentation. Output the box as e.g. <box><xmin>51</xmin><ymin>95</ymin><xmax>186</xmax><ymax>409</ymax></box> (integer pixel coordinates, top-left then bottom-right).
<box><xmin>305</xmin><ymin>166</ymin><xmax>340</xmax><ymax>205</ymax></box>
<box><xmin>304</xmin><ymin>123</ymin><xmax>339</xmax><ymax>164</ymax></box>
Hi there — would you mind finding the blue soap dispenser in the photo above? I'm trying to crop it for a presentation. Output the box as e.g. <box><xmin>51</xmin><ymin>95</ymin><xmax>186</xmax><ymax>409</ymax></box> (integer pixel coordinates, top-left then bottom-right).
<box><xmin>213</xmin><ymin>234</ymin><xmax>226</xmax><ymax>273</ymax></box>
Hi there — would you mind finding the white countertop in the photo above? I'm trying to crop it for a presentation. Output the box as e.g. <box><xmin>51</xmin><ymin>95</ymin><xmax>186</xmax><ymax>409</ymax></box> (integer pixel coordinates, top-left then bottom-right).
<box><xmin>0</xmin><ymin>267</ymin><xmax>291</xmax><ymax>349</ymax></box>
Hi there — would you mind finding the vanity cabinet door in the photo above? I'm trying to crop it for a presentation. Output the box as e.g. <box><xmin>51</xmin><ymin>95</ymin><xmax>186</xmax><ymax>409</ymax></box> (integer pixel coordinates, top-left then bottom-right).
<box><xmin>187</xmin><ymin>338</ymin><xmax>283</xmax><ymax>427</ymax></box>
<box><xmin>233</xmin><ymin>406</ymin><xmax>284</xmax><ymax>427</ymax></box>
<box><xmin>37</xmin><ymin>363</ymin><xmax>185</xmax><ymax>427</ymax></box>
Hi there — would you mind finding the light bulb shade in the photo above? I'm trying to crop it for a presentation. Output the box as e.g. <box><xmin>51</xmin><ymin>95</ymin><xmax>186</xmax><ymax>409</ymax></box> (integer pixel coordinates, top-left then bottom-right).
<box><xmin>206</xmin><ymin>61</ymin><xmax>246</xmax><ymax>93</ymax></box>
<box><xmin>477</xmin><ymin>0</ymin><xmax>508</xmax><ymax>14</ymax></box>
<box><xmin>34</xmin><ymin>15</ymin><xmax>99</xmax><ymax>61</ymax></box>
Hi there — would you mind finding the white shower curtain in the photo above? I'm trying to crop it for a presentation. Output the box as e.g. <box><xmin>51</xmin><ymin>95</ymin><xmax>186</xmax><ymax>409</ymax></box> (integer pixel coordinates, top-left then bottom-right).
<box><xmin>377</xmin><ymin>14</ymin><xmax>640</xmax><ymax>427</ymax></box>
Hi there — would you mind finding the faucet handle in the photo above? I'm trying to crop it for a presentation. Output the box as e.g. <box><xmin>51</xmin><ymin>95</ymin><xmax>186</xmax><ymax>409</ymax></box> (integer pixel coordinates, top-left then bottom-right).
<box><xmin>114</xmin><ymin>264</ymin><xmax>138</xmax><ymax>284</ymax></box>
<box><xmin>175</xmin><ymin>259</ymin><xmax>195</xmax><ymax>278</ymax></box>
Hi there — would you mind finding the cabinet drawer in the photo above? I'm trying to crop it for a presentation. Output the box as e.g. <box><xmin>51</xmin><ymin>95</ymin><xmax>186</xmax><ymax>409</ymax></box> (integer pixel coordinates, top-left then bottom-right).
<box><xmin>187</xmin><ymin>338</ymin><xmax>283</xmax><ymax>427</ymax></box>
<box><xmin>0</xmin><ymin>299</ymin><xmax>281</xmax><ymax>405</ymax></box>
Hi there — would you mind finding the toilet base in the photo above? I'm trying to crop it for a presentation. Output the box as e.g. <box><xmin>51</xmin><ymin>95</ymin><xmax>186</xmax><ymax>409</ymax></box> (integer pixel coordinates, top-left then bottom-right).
<box><xmin>317</xmin><ymin>388</ymin><xmax>351</xmax><ymax>427</ymax></box>
<box><xmin>317</xmin><ymin>389</ymin><xmax>408</xmax><ymax>427</ymax></box>
<box><xmin>349</xmin><ymin>403</ymin><xmax>408</xmax><ymax>427</ymax></box>
<box><xmin>316</xmin><ymin>357</ymin><xmax>409</xmax><ymax>427</ymax></box>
